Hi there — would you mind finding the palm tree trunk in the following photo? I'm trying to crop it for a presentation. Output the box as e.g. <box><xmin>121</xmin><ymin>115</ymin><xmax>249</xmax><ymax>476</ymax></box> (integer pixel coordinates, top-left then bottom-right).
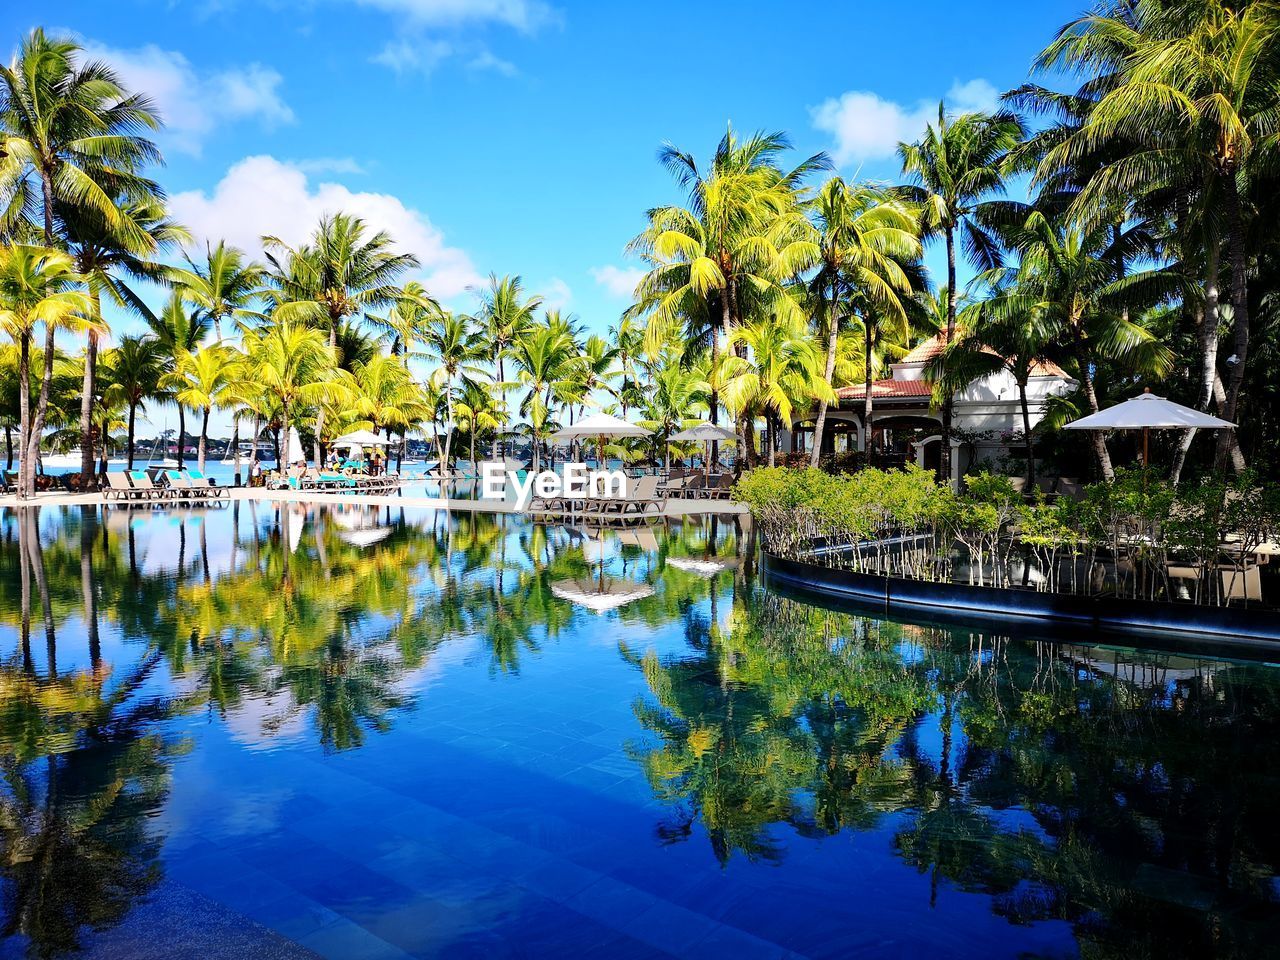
<box><xmin>1077</xmin><ymin>359</ymin><xmax>1114</xmax><ymax>481</ymax></box>
<box><xmin>17</xmin><ymin>333</ymin><xmax>30</xmax><ymax>498</ymax></box>
<box><xmin>80</xmin><ymin>510</ymin><xmax>100</xmax><ymax>669</ymax></box>
<box><xmin>176</xmin><ymin>405</ymin><xmax>186</xmax><ymax>468</ymax></box>
<box><xmin>199</xmin><ymin>408</ymin><xmax>210</xmax><ymax>472</ymax></box>
<box><xmin>1018</xmin><ymin>379</ymin><xmax>1036</xmax><ymax>488</ymax></box>
<box><xmin>127</xmin><ymin>403</ymin><xmax>137</xmax><ymax>470</ymax></box>
<box><xmin>939</xmin><ymin>228</ymin><xmax>957</xmax><ymax>487</ymax></box>
<box><xmin>1215</xmin><ymin>175</ymin><xmax>1250</xmax><ymax>474</ymax></box>
<box><xmin>863</xmin><ymin>316</ymin><xmax>874</xmax><ymax>467</ymax></box>
<box><xmin>80</xmin><ymin>313</ymin><xmax>100</xmax><ymax>481</ymax></box>
<box><xmin>810</xmin><ymin>275</ymin><xmax>840</xmax><ymax>467</ymax></box>
<box><xmin>1172</xmin><ymin>252</ymin><xmax>1220</xmax><ymax>485</ymax></box>
<box><xmin>5</xmin><ymin>424</ymin><xmax>12</xmax><ymax>470</ymax></box>
<box><xmin>24</xmin><ymin>320</ymin><xmax>58</xmax><ymax>496</ymax></box>
<box><xmin>492</xmin><ymin>354</ymin><xmax>505</xmax><ymax>461</ymax></box>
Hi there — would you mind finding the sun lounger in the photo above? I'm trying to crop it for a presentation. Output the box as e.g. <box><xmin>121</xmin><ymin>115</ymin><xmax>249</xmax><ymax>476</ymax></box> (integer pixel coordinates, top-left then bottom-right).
<box><xmin>106</xmin><ymin>471</ymin><xmax>150</xmax><ymax>501</ymax></box>
<box><xmin>129</xmin><ymin>470</ymin><xmax>171</xmax><ymax>501</ymax></box>
<box><xmin>165</xmin><ymin>470</ymin><xmax>213</xmax><ymax>500</ymax></box>
<box><xmin>601</xmin><ymin>475</ymin><xmax>664</xmax><ymax>520</ymax></box>
<box><xmin>185</xmin><ymin>469</ymin><xmax>228</xmax><ymax>498</ymax></box>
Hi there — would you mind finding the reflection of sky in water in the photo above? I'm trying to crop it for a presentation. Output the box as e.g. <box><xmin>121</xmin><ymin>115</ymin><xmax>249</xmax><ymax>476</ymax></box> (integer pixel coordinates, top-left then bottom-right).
<box><xmin>0</xmin><ymin>503</ymin><xmax>1277</xmax><ymax>959</ymax></box>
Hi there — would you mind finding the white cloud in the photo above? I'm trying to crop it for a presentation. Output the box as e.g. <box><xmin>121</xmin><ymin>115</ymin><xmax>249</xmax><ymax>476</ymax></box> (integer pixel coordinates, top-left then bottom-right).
<box><xmin>348</xmin><ymin>0</ymin><xmax>556</xmax><ymax>32</ymax></box>
<box><xmin>82</xmin><ymin>42</ymin><xmax>294</xmax><ymax>155</ymax></box>
<box><xmin>541</xmin><ymin>277</ymin><xmax>572</xmax><ymax>311</ymax></box>
<box><xmin>811</xmin><ymin>78</ymin><xmax>1000</xmax><ymax>165</ymax></box>
<box><xmin>467</xmin><ymin>49</ymin><xmax>519</xmax><ymax>77</ymax></box>
<box><xmin>292</xmin><ymin>157</ymin><xmax>367</xmax><ymax>175</ymax></box>
<box><xmin>170</xmin><ymin>155</ymin><xmax>482</xmax><ymax>299</ymax></box>
<box><xmin>590</xmin><ymin>265</ymin><xmax>644</xmax><ymax>299</ymax></box>
<box><xmin>371</xmin><ymin>37</ymin><xmax>455</xmax><ymax>75</ymax></box>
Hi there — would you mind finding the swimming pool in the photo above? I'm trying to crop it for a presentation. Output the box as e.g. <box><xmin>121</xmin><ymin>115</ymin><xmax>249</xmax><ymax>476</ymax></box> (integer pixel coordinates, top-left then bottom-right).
<box><xmin>1</xmin><ymin>503</ymin><xmax>1277</xmax><ymax>958</ymax></box>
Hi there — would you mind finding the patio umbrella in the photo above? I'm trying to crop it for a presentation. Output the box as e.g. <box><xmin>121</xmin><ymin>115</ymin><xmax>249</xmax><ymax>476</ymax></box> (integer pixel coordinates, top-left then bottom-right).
<box><xmin>334</xmin><ymin>429</ymin><xmax>386</xmax><ymax>446</ymax></box>
<box><xmin>551</xmin><ymin>411</ymin><xmax>651</xmax><ymax>468</ymax></box>
<box><xmin>1063</xmin><ymin>389</ymin><xmax>1235</xmax><ymax>466</ymax></box>
<box><xmin>671</xmin><ymin>422</ymin><xmax>735</xmax><ymax>478</ymax></box>
<box><xmin>284</xmin><ymin>426</ymin><xmax>306</xmax><ymax>465</ymax></box>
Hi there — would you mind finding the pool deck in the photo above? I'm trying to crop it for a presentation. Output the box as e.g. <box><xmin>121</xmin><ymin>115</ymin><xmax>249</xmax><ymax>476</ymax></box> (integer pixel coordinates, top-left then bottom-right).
<box><xmin>0</xmin><ymin>487</ymin><xmax>749</xmax><ymax>517</ymax></box>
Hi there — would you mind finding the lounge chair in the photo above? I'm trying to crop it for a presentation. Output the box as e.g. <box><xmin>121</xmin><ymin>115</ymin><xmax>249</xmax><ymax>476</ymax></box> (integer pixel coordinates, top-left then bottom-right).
<box><xmin>601</xmin><ymin>475</ymin><xmax>664</xmax><ymax>520</ymax></box>
<box><xmin>105</xmin><ymin>471</ymin><xmax>149</xmax><ymax>502</ymax></box>
<box><xmin>186</xmin><ymin>469</ymin><xmax>228</xmax><ymax>498</ymax></box>
<box><xmin>692</xmin><ymin>474</ymin><xmax>733</xmax><ymax>500</ymax></box>
<box><xmin>129</xmin><ymin>470</ymin><xmax>170</xmax><ymax>501</ymax></box>
<box><xmin>165</xmin><ymin>471</ymin><xmax>212</xmax><ymax>500</ymax></box>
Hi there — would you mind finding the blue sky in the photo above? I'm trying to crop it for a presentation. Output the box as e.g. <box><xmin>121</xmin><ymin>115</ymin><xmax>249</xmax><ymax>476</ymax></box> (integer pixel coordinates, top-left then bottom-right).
<box><xmin>5</xmin><ymin>0</ymin><xmax>1081</xmax><ymax>430</ymax></box>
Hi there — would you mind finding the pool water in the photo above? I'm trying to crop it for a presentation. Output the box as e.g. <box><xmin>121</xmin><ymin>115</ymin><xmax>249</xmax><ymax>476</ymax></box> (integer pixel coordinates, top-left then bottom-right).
<box><xmin>1</xmin><ymin>503</ymin><xmax>1278</xmax><ymax>959</ymax></box>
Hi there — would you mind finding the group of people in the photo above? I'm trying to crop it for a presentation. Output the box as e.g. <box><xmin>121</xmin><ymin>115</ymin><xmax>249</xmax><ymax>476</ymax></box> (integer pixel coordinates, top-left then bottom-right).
<box><xmin>324</xmin><ymin>447</ymin><xmax>386</xmax><ymax>475</ymax></box>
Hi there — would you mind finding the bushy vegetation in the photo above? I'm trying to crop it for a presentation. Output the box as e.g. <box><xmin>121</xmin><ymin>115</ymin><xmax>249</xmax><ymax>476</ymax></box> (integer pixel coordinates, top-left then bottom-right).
<box><xmin>736</xmin><ymin>466</ymin><xmax>1280</xmax><ymax>605</ymax></box>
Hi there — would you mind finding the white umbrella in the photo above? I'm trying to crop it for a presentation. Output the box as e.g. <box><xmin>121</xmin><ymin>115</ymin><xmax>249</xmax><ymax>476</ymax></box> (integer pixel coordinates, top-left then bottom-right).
<box><xmin>284</xmin><ymin>427</ymin><xmax>306</xmax><ymax>465</ymax></box>
<box><xmin>334</xmin><ymin>429</ymin><xmax>387</xmax><ymax>446</ymax></box>
<box><xmin>1064</xmin><ymin>389</ymin><xmax>1235</xmax><ymax>466</ymax></box>
<box><xmin>666</xmin><ymin>555</ymin><xmax>738</xmax><ymax>577</ymax></box>
<box><xmin>550</xmin><ymin>412</ymin><xmax>651</xmax><ymax>467</ymax></box>
<box><xmin>339</xmin><ymin>527</ymin><xmax>392</xmax><ymax>548</ymax></box>
<box><xmin>670</xmin><ymin>422</ymin><xmax>734</xmax><ymax>477</ymax></box>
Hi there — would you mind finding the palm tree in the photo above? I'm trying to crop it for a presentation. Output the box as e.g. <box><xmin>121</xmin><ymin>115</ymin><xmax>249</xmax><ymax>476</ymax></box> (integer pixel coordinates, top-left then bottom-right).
<box><xmin>1036</xmin><ymin>0</ymin><xmax>1280</xmax><ymax>472</ymax></box>
<box><xmin>509</xmin><ymin>320</ymin><xmax>579</xmax><ymax>470</ymax></box>
<box><xmin>171</xmin><ymin>241</ymin><xmax>263</xmax><ymax>341</ymax></box>
<box><xmin>147</xmin><ymin>292</ymin><xmax>211</xmax><ymax>468</ymax></box>
<box><xmin>346</xmin><ymin>354</ymin><xmax>429</xmax><ymax>448</ymax></box>
<box><xmin>0</xmin><ymin>245</ymin><xmax>89</xmax><ymax>495</ymax></box>
<box><xmin>58</xmin><ymin>195</ymin><xmax>188</xmax><ymax>480</ymax></box>
<box><xmin>421</xmin><ymin>310</ymin><xmax>486</xmax><ymax>467</ymax></box>
<box><xmin>898</xmin><ymin>106</ymin><xmax>1025</xmax><ymax>483</ymax></box>
<box><xmin>990</xmin><ymin>211</ymin><xmax>1176</xmax><ymax>479</ymax></box>
<box><xmin>102</xmin><ymin>335</ymin><xmax>166</xmax><ymax>469</ymax></box>
<box><xmin>931</xmin><ymin>283</ymin><xmax>1058</xmax><ymax>487</ymax></box>
<box><xmin>243</xmin><ymin>322</ymin><xmax>342</xmax><ymax>468</ymax></box>
<box><xmin>805</xmin><ymin>177</ymin><xmax>921</xmax><ymax>464</ymax></box>
<box><xmin>476</xmin><ymin>274</ymin><xmax>542</xmax><ymax>458</ymax></box>
<box><xmin>367</xmin><ymin>280</ymin><xmax>441</xmax><ymax>356</ymax></box>
<box><xmin>263</xmin><ymin>212</ymin><xmax>418</xmax><ymax>461</ymax></box>
<box><xmin>628</xmin><ymin>128</ymin><xmax>825</xmax><ymax>461</ymax></box>
<box><xmin>160</xmin><ymin>344</ymin><xmax>240</xmax><ymax>471</ymax></box>
<box><xmin>723</xmin><ymin>316</ymin><xmax>835</xmax><ymax>467</ymax></box>
<box><xmin>453</xmin><ymin>378</ymin><xmax>500</xmax><ymax>466</ymax></box>
<box><xmin>0</xmin><ymin>29</ymin><xmax>161</xmax><ymax>247</ymax></box>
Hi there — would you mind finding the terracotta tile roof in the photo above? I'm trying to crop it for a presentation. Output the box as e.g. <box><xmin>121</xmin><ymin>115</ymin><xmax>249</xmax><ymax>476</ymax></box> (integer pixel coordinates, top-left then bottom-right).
<box><xmin>900</xmin><ymin>333</ymin><xmax>948</xmax><ymax>364</ymax></box>
<box><xmin>836</xmin><ymin>378</ymin><xmax>935</xmax><ymax>400</ymax></box>
<box><xmin>901</xmin><ymin>332</ymin><xmax>1071</xmax><ymax>380</ymax></box>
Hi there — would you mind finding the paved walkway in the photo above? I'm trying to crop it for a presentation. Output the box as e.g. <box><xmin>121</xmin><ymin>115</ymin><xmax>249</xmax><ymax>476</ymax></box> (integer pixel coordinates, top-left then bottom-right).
<box><xmin>0</xmin><ymin>486</ymin><xmax>748</xmax><ymax>517</ymax></box>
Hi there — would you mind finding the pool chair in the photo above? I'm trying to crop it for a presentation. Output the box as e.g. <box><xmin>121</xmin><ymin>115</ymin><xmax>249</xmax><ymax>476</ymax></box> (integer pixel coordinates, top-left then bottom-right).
<box><xmin>105</xmin><ymin>471</ymin><xmax>150</xmax><ymax>502</ymax></box>
<box><xmin>129</xmin><ymin>470</ymin><xmax>172</xmax><ymax>501</ymax></box>
<box><xmin>601</xmin><ymin>475</ymin><xmax>664</xmax><ymax>521</ymax></box>
<box><xmin>185</xmin><ymin>469</ymin><xmax>228</xmax><ymax>498</ymax></box>
<box><xmin>165</xmin><ymin>471</ymin><xmax>213</xmax><ymax>501</ymax></box>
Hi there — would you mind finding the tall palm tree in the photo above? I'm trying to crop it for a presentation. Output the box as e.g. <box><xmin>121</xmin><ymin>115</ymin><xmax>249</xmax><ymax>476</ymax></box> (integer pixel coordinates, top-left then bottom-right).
<box><xmin>509</xmin><ymin>320</ymin><xmax>579</xmax><ymax>470</ymax></box>
<box><xmin>345</xmin><ymin>353</ymin><xmax>428</xmax><ymax>447</ymax></box>
<box><xmin>59</xmin><ymin>196</ymin><xmax>188</xmax><ymax>479</ymax></box>
<box><xmin>242</xmin><ymin>322</ymin><xmax>342</xmax><ymax>468</ymax></box>
<box><xmin>147</xmin><ymin>292</ymin><xmax>210</xmax><ymax>468</ymax></box>
<box><xmin>263</xmin><ymin>212</ymin><xmax>417</xmax><ymax>460</ymax></box>
<box><xmin>1037</xmin><ymin>0</ymin><xmax>1280</xmax><ymax>472</ymax></box>
<box><xmin>366</xmin><ymin>280</ymin><xmax>441</xmax><ymax>357</ymax></box>
<box><xmin>898</xmin><ymin>106</ymin><xmax>1025</xmax><ymax>483</ymax></box>
<box><xmin>422</xmin><ymin>310</ymin><xmax>486</xmax><ymax>467</ymax></box>
<box><xmin>0</xmin><ymin>29</ymin><xmax>161</xmax><ymax>248</ymax></box>
<box><xmin>0</xmin><ymin>245</ymin><xmax>89</xmax><ymax>495</ymax></box>
<box><xmin>160</xmin><ymin>344</ymin><xmax>240</xmax><ymax>471</ymax></box>
<box><xmin>723</xmin><ymin>316</ymin><xmax>835</xmax><ymax>467</ymax></box>
<box><xmin>102</xmin><ymin>334</ymin><xmax>166</xmax><ymax>469</ymax></box>
<box><xmin>171</xmin><ymin>241</ymin><xmax>263</xmax><ymax>341</ymax></box>
<box><xmin>453</xmin><ymin>378</ymin><xmax>500</xmax><ymax>466</ymax></box>
<box><xmin>476</xmin><ymin>274</ymin><xmax>542</xmax><ymax>459</ymax></box>
<box><xmin>805</xmin><ymin>177</ymin><xmax>921</xmax><ymax>464</ymax></box>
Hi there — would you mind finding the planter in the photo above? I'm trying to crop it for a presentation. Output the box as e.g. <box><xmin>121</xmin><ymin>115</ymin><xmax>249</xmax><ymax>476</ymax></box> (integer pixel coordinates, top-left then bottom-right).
<box><xmin>762</xmin><ymin>552</ymin><xmax>1280</xmax><ymax>645</ymax></box>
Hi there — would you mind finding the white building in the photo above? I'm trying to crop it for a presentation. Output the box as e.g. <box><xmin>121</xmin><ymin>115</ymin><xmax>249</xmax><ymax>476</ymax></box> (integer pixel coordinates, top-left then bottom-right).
<box><xmin>781</xmin><ymin>333</ymin><xmax>1077</xmax><ymax>485</ymax></box>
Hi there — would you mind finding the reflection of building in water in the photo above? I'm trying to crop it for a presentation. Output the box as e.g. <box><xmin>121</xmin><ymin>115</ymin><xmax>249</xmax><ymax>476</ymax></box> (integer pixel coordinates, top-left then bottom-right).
<box><xmin>1059</xmin><ymin>645</ymin><xmax>1221</xmax><ymax>690</ymax></box>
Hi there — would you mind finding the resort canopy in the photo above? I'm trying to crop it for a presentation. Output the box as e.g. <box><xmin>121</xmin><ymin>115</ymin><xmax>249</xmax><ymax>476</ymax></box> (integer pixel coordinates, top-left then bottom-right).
<box><xmin>551</xmin><ymin>412</ymin><xmax>651</xmax><ymax>441</ymax></box>
<box><xmin>334</xmin><ymin>429</ymin><xmax>387</xmax><ymax>447</ymax></box>
<box><xmin>671</xmin><ymin>421</ymin><xmax>734</xmax><ymax>477</ymax></box>
<box><xmin>1063</xmin><ymin>390</ymin><xmax>1235</xmax><ymax>466</ymax></box>
<box><xmin>1063</xmin><ymin>391</ymin><xmax>1236</xmax><ymax>431</ymax></box>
